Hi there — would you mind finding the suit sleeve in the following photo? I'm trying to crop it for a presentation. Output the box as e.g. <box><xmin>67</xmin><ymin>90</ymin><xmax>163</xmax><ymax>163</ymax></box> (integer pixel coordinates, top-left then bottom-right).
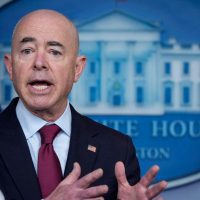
<box><xmin>124</xmin><ymin>136</ymin><xmax>141</xmax><ymax>185</ymax></box>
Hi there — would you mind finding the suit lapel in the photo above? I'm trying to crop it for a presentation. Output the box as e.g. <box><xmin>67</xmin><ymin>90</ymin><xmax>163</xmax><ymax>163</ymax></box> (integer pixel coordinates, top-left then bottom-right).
<box><xmin>64</xmin><ymin>105</ymin><xmax>100</xmax><ymax>177</ymax></box>
<box><xmin>0</xmin><ymin>99</ymin><xmax>41</xmax><ymax>199</ymax></box>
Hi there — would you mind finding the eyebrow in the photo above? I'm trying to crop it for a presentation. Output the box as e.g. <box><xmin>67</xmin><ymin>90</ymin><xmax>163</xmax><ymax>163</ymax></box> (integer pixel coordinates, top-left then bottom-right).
<box><xmin>19</xmin><ymin>37</ymin><xmax>64</xmax><ymax>49</ymax></box>
<box><xmin>20</xmin><ymin>37</ymin><xmax>36</xmax><ymax>43</ymax></box>
<box><xmin>47</xmin><ymin>41</ymin><xmax>64</xmax><ymax>49</ymax></box>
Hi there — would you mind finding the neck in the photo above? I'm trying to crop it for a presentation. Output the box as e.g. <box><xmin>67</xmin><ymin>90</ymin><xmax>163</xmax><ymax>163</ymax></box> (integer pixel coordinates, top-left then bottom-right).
<box><xmin>24</xmin><ymin>101</ymin><xmax>68</xmax><ymax>122</ymax></box>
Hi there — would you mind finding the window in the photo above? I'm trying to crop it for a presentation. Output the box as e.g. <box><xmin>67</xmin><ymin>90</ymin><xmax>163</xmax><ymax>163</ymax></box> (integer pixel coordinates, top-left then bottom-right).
<box><xmin>183</xmin><ymin>62</ymin><xmax>190</xmax><ymax>75</ymax></box>
<box><xmin>89</xmin><ymin>86</ymin><xmax>97</xmax><ymax>103</ymax></box>
<box><xmin>114</xmin><ymin>61</ymin><xmax>120</xmax><ymax>74</ymax></box>
<box><xmin>163</xmin><ymin>82</ymin><xmax>173</xmax><ymax>106</ymax></box>
<box><xmin>164</xmin><ymin>86</ymin><xmax>172</xmax><ymax>105</ymax></box>
<box><xmin>135</xmin><ymin>62</ymin><xmax>143</xmax><ymax>76</ymax></box>
<box><xmin>182</xmin><ymin>85</ymin><xmax>191</xmax><ymax>106</ymax></box>
<box><xmin>136</xmin><ymin>86</ymin><xmax>144</xmax><ymax>104</ymax></box>
<box><xmin>90</xmin><ymin>61</ymin><xmax>96</xmax><ymax>74</ymax></box>
<box><xmin>113</xmin><ymin>95</ymin><xmax>121</xmax><ymax>106</ymax></box>
<box><xmin>164</xmin><ymin>62</ymin><xmax>171</xmax><ymax>76</ymax></box>
<box><xmin>111</xmin><ymin>81</ymin><xmax>123</xmax><ymax>106</ymax></box>
<box><xmin>199</xmin><ymin>83</ymin><xmax>200</xmax><ymax>106</ymax></box>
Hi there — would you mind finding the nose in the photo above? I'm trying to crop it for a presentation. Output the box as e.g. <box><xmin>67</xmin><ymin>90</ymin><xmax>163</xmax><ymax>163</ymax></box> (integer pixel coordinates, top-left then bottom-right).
<box><xmin>33</xmin><ymin>52</ymin><xmax>48</xmax><ymax>71</ymax></box>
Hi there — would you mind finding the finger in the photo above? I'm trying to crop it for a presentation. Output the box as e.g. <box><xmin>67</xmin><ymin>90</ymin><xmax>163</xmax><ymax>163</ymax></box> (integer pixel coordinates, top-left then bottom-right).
<box><xmin>115</xmin><ymin>161</ymin><xmax>129</xmax><ymax>186</ymax></box>
<box><xmin>85</xmin><ymin>197</ymin><xmax>104</xmax><ymax>200</ymax></box>
<box><xmin>77</xmin><ymin>168</ymin><xmax>104</xmax><ymax>188</ymax></box>
<box><xmin>82</xmin><ymin>185</ymin><xmax>108</xmax><ymax>198</ymax></box>
<box><xmin>153</xmin><ymin>196</ymin><xmax>165</xmax><ymax>200</ymax></box>
<box><xmin>146</xmin><ymin>181</ymin><xmax>168</xmax><ymax>199</ymax></box>
<box><xmin>140</xmin><ymin>165</ymin><xmax>160</xmax><ymax>187</ymax></box>
<box><xmin>62</xmin><ymin>162</ymin><xmax>81</xmax><ymax>185</ymax></box>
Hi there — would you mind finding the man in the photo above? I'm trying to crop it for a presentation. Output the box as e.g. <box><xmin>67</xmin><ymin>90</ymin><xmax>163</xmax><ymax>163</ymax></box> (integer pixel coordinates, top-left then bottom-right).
<box><xmin>0</xmin><ymin>9</ymin><xmax>167</xmax><ymax>200</ymax></box>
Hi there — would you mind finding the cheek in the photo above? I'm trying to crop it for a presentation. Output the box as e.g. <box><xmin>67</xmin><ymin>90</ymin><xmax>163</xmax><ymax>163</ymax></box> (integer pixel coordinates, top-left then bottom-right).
<box><xmin>60</xmin><ymin>72</ymin><xmax>74</xmax><ymax>86</ymax></box>
<box><xmin>12</xmin><ymin>70</ymin><xmax>24</xmax><ymax>89</ymax></box>
<box><xmin>12</xmin><ymin>65</ymin><xmax>23</xmax><ymax>80</ymax></box>
<box><xmin>12</xmin><ymin>63</ymin><xmax>28</xmax><ymax>88</ymax></box>
<box><xmin>58</xmin><ymin>62</ymin><xmax>76</xmax><ymax>80</ymax></box>
<box><xmin>56</xmin><ymin>68</ymin><xmax>76</xmax><ymax>90</ymax></box>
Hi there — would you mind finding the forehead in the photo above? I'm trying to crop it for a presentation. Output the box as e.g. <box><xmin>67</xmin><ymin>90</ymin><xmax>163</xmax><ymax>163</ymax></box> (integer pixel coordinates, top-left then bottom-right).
<box><xmin>13</xmin><ymin>12</ymin><xmax>75</xmax><ymax>46</ymax></box>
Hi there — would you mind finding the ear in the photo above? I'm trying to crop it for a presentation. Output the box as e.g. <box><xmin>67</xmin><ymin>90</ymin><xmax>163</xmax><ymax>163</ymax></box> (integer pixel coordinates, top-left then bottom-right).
<box><xmin>4</xmin><ymin>54</ymin><xmax>13</xmax><ymax>80</ymax></box>
<box><xmin>74</xmin><ymin>55</ymin><xmax>86</xmax><ymax>82</ymax></box>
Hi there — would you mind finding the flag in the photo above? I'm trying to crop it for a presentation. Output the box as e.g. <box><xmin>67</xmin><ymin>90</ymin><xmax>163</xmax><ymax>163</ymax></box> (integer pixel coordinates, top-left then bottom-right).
<box><xmin>88</xmin><ymin>145</ymin><xmax>96</xmax><ymax>153</ymax></box>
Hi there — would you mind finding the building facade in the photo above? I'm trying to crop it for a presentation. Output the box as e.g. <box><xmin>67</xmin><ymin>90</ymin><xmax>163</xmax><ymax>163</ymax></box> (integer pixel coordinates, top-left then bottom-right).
<box><xmin>72</xmin><ymin>11</ymin><xmax>200</xmax><ymax>114</ymax></box>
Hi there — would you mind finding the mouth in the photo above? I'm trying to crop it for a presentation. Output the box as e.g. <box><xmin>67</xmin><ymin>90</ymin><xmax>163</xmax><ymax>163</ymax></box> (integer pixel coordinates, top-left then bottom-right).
<box><xmin>28</xmin><ymin>80</ymin><xmax>53</xmax><ymax>93</ymax></box>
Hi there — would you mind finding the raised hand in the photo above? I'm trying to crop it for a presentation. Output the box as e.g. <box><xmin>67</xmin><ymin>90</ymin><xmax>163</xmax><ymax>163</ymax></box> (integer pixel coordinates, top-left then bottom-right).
<box><xmin>115</xmin><ymin>161</ymin><xmax>167</xmax><ymax>200</ymax></box>
<box><xmin>45</xmin><ymin>162</ymin><xmax>108</xmax><ymax>200</ymax></box>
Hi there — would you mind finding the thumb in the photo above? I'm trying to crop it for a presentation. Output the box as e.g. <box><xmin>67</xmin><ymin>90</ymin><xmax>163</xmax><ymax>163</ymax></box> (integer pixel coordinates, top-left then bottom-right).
<box><xmin>62</xmin><ymin>162</ymin><xmax>81</xmax><ymax>185</ymax></box>
<box><xmin>115</xmin><ymin>161</ymin><xmax>129</xmax><ymax>186</ymax></box>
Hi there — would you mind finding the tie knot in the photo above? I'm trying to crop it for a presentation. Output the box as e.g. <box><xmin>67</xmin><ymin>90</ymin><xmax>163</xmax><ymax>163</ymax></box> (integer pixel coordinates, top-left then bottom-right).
<box><xmin>39</xmin><ymin>124</ymin><xmax>60</xmax><ymax>144</ymax></box>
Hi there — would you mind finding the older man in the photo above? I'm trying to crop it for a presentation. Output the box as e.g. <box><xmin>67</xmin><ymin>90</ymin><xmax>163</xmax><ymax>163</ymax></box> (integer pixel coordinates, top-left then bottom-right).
<box><xmin>0</xmin><ymin>9</ymin><xmax>167</xmax><ymax>200</ymax></box>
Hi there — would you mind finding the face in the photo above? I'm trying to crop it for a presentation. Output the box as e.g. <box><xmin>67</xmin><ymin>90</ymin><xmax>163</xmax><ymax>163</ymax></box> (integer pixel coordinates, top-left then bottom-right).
<box><xmin>4</xmin><ymin>10</ymin><xmax>86</xmax><ymax>121</ymax></box>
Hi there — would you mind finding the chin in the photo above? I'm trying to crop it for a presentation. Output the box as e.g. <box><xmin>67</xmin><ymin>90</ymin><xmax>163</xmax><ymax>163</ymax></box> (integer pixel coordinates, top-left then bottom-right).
<box><xmin>24</xmin><ymin>99</ymin><xmax>52</xmax><ymax>112</ymax></box>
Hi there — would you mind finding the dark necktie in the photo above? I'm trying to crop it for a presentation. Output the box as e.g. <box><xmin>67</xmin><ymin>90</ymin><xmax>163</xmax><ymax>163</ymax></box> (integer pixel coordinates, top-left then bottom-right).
<box><xmin>38</xmin><ymin>124</ymin><xmax>62</xmax><ymax>198</ymax></box>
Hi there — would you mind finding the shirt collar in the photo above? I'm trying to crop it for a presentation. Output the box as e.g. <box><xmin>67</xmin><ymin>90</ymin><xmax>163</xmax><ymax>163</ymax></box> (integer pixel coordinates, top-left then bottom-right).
<box><xmin>16</xmin><ymin>99</ymin><xmax>71</xmax><ymax>139</ymax></box>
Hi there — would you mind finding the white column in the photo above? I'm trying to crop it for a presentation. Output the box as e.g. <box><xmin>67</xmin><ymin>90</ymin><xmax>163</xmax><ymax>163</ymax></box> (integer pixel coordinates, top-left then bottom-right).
<box><xmin>153</xmin><ymin>47</ymin><xmax>161</xmax><ymax>105</ymax></box>
<box><xmin>173</xmin><ymin>61</ymin><xmax>181</xmax><ymax>110</ymax></box>
<box><xmin>100</xmin><ymin>42</ymin><xmax>108</xmax><ymax>107</ymax></box>
<box><xmin>192</xmin><ymin>61</ymin><xmax>200</xmax><ymax>109</ymax></box>
<box><xmin>126</xmin><ymin>42</ymin><xmax>135</xmax><ymax>107</ymax></box>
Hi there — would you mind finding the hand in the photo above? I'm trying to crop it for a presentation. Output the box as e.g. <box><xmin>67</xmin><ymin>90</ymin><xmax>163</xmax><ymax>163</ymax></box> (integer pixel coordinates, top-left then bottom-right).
<box><xmin>115</xmin><ymin>161</ymin><xmax>167</xmax><ymax>200</ymax></box>
<box><xmin>45</xmin><ymin>162</ymin><xmax>108</xmax><ymax>200</ymax></box>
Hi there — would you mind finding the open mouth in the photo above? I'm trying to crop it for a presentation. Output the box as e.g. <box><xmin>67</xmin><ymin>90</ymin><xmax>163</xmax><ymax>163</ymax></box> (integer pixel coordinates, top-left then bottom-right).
<box><xmin>29</xmin><ymin>80</ymin><xmax>53</xmax><ymax>91</ymax></box>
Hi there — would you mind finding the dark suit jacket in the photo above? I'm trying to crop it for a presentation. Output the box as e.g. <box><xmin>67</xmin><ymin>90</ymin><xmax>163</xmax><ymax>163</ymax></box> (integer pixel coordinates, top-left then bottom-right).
<box><xmin>0</xmin><ymin>98</ymin><xmax>140</xmax><ymax>200</ymax></box>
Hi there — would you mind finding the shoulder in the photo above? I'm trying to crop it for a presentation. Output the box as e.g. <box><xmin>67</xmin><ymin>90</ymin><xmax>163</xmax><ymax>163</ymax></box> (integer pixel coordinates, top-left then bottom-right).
<box><xmin>70</xmin><ymin>104</ymin><xmax>133</xmax><ymax>144</ymax></box>
<box><xmin>0</xmin><ymin>98</ymin><xmax>19</xmax><ymax>127</ymax></box>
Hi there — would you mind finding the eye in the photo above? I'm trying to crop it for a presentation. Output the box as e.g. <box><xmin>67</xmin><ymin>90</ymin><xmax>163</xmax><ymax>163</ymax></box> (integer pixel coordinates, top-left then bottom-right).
<box><xmin>21</xmin><ymin>48</ymin><xmax>33</xmax><ymax>55</ymax></box>
<box><xmin>49</xmin><ymin>49</ymin><xmax>62</xmax><ymax>56</ymax></box>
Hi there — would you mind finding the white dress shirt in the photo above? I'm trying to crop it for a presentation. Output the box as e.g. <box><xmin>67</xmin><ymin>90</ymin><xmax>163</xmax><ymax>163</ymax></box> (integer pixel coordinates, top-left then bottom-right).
<box><xmin>0</xmin><ymin>191</ymin><xmax>5</xmax><ymax>200</ymax></box>
<box><xmin>16</xmin><ymin>99</ymin><xmax>71</xmax><ymax>175</ymax></box>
